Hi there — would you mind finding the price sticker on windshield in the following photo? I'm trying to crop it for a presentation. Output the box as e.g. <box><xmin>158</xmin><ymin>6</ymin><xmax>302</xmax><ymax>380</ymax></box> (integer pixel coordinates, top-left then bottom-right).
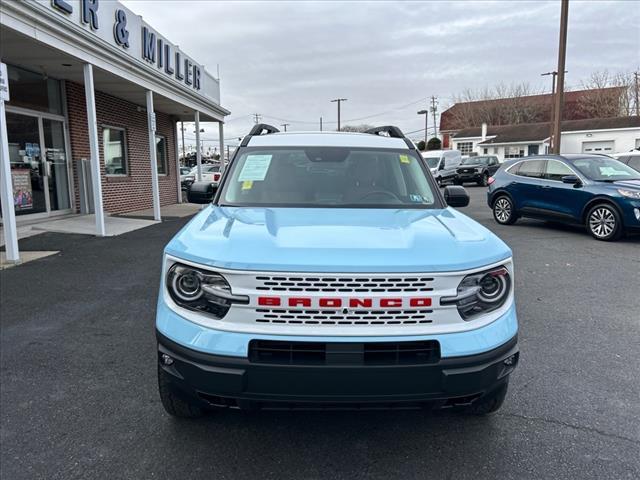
<box><xmin>238</xmin><ymin>155</ymin><xmax>272</xmax><ymax>181</ymax></box>
<box><xmin>399</xmin><ymin>154</ymin><xmax>411</xmax><ymax>164</ymax></box>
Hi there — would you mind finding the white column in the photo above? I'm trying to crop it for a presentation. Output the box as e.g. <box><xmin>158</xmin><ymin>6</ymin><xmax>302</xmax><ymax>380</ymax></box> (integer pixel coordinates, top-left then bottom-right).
<box><xmin>146</xmin><ymin>90</ymin><xmax>161</xmax><ymax>221</ymax></box>
<box><xmin>194</xmin><ymin>111</ymin><xmax>202</xmax><ymax>181</ymax></box>
<box><xmin>174</xmin><ymin>119</ymin><xmax>182</xmax><ymax>203</ymax></box>
<box><xmin>83</xmin><ymin>63</ymin><xmax>106</xmax><ymax>237</ymax></box>
<box><xmin>0</xmin><ymin>98</ymin><xmax>19</xmax><ymax>263</ymax></box>
<box><xmin>218</xmin><ymin>121</ymin><xmax>225</xmax><ymax>173</ymax></box>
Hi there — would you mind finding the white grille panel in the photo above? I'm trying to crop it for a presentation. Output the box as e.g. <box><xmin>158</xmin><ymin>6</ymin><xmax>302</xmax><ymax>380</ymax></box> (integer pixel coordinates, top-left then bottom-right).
<box><xmin>254</xmin><ymin>275</ymin><xmax>434</xmax><ymax>293</ymax></box>
<box><xmin>255</xmin><ymin>308</ymin><xmax>433</xmax><ymax>326</ymax></box>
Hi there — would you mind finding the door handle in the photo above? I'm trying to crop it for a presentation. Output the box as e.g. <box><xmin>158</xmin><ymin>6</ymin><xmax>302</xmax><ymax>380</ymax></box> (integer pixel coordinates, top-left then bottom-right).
<box><xmin>540</xmin><ymin>185</ymin><xmax>552</xmax><ymax>189</ymax></box>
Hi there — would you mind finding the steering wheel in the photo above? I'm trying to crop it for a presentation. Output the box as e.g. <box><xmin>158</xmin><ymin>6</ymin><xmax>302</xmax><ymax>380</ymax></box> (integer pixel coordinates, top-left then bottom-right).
<box><xmin>357</xmin><ymin>190</ymin><xmax>402</xmax><ymax>202</ymax></box>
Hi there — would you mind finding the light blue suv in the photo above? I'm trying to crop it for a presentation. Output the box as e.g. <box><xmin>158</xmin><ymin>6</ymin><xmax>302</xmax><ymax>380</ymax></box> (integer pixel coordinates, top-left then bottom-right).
<box><xmin>156</xmin><ymin>125</ymin><xmax>519</xmax><ymax>417</ymax></box>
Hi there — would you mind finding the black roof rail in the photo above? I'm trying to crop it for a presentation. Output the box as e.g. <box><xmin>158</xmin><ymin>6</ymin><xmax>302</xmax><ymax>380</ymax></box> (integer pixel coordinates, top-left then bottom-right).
<box><xmin>240</xmin><ymin>123</ymin><xmax>280</xmax><ymax>147</ymax></box>
<box><xmin>364</xmin><ymin>126</ymin><xmax>415</xmax><ymax>150</ymax></box>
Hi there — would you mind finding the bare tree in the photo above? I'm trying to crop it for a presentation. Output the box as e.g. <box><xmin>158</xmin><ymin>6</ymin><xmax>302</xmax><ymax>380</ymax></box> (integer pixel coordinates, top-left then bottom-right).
<box><xmin>339</xmin><ymin>124</ymin><xmax>375</xmax><ymax>132</ymax></box>
<box><xmin>446</xmin><ymin>82</ymin><xmax>547</xmax><ymax>129</ymax></box>
<box><xmin>577</xmin><ymin>70</ymin><xmax>634</xmax><ymax>118</ymax></box>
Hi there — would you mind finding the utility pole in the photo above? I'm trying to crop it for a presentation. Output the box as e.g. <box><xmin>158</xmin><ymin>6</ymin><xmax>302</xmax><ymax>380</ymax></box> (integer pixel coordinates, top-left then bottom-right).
<box><xmin>430</xmin><ymin>96</ymin><xmax>438</xmax><ymax>138</ymax></box>
<box><xmin>252</xmin><ymin>113</ymin><xmax>262</xmax><ymax>124</ymax></box>
<box><xmin>180</xmin><ymin>121</ymin><xmax>186</xmax><ymax>164</ymax></box>
<box><xmin>634</xmin><ymin>71</ymin><xmax>639</xmax><ymax>116</ymax></box>
<box><xmin>320</xmin><ymin>117</ymin><xmax>323</xmax><ymax>131</ymax></box>
<box><xmin>552</xmin><ymin>0</ymin><xmax>569</xmax><ymax>154</ymax></box>
<box><xmin>417</xmin><ymin>108</ymin><xmax>429</xmax><ymax>149</ymax></box>
<box><xmin>281</xmin><ymin>123</ymin><xmax>290</xmax><ymax>132</ymax></box>
<box><xmin>330</xmin><ymin>98</ymin><xmax>347</xmax><ymax>131</ymax></box>
<box><xmin>542</xmin><ymin>71</ymin><xmax>564</xmax><ymax>151</ymax></box>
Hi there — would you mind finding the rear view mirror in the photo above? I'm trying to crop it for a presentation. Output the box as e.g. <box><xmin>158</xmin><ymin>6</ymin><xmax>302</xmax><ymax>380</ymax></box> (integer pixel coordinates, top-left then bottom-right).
<box><xmin>561</xmin><ymin>175</ymin><xmax>581</xmax><ymax>186</ymax></box>
<box><xmin>187</xmin><ymin>181</ymin><xmax>218</xmax><ymax>204</ymax></box>
<box><xmin>444</xmin><ymin>185</ymin><xmax>470</xmax><ymax>207</ymax></box>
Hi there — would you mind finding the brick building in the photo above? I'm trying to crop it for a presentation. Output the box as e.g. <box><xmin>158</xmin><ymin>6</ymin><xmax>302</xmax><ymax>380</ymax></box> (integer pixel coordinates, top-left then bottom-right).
<box><xmin>1</xmin><ymin>0</ymin><xmax>228</xmax><ymax>258</ymax></box>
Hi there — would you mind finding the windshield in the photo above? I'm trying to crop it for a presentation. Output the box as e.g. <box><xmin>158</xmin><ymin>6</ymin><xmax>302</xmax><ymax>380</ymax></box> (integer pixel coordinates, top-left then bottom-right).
<box><xmin>219</xmin><ymin>147</ymin><xmax>440</xmax><ymax>208</ymax></box>
<box><xmin>572</xmin><ymin>157</ymin><xmax>640</xmax><ymax>181</ymax></box>
<box><xmin>423</xmin><ymin>156</ymin><xmax>440</xmax><ymax>169</ymax></box>
<box><xmin>180</xmin><ymin>167</ymin><xmax>191</xmax><ymax>175</ymax></box>
<box><xmin>461</xmin><ymin>157</ymin><xmax>488</xmax><ymax>165</ymax></box>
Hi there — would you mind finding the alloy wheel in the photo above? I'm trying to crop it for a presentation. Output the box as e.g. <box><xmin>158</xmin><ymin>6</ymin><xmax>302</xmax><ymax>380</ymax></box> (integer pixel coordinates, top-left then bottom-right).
<box><xmin>588</xmin><ymin>207</ymin><xmax>616</xmax><ymax>239</ymax></box>
<box><xmin>494</xmin><ymin>198</ymin><xmax>512</xmax><ymax>223</ymax></box>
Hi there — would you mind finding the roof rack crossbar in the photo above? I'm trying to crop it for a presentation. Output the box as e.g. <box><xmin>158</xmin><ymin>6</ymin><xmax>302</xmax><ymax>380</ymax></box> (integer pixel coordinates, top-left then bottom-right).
<box><xmin>364</xmin><ymin>125</ymin><xmax>415</xmax><ymax>150</ymax></box>
<box><xmin>241</xmin><ymin>123</ymin><xmax>280</xmax><ymax>146</ymax></box>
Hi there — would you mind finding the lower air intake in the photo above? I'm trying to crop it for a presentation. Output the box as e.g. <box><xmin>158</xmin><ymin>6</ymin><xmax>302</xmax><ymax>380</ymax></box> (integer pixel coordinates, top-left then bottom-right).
<box><xmin>248</xmin><ymin>340</ymin><xmax>440</xmax><ymax>366</ymax></box>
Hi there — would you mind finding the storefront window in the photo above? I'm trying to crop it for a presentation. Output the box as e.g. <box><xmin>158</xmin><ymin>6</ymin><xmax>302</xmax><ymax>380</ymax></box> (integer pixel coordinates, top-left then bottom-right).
<box><xmin>103</xmin><ymin>127</ymin><xmax>128</xmax><ymax>175</ymax></box>
<box><xmin>156</xmin><ymin>135</ymin><xmax>168</xmax><ymax>175</ymax></box>
<box><xmin>6</xmin><ymin>65</ymin><xmax>63</xmax><ymax>115</ymax></box>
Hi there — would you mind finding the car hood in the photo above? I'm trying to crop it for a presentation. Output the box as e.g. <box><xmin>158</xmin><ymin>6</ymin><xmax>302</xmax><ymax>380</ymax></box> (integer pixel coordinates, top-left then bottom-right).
<box><xmin>611</xmin><ymin>179</ymin><xmax>640</xmax><ymax>189</ymax></box>
<box><xmin>165</xmin><ymin>206</ymin><xmax>511</xmax><ymax>273</ymax></box>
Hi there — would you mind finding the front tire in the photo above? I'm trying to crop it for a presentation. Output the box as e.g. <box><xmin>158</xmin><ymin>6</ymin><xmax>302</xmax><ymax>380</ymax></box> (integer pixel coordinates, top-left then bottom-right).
<box><xmin>478</xmin><ymin>173</ymin><xmax>489</xmax><ymax>187</ymax></box>
<box><xmin>586</xmin><ymin>203</ymin><xmax>623</xmax><ymax>241</ymax></box>
<box><xmin>492</xmin><ymin>195</ymin><xmax>517</xmax><ymax>225</ymax></box>
<box><xmin>158</xmin><ymin>366</ymin><xmax>206</xmax><ymax>418</ymax></box>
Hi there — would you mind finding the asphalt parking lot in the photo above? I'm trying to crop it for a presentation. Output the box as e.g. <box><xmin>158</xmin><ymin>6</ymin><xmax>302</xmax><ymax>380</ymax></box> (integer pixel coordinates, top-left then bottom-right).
<box><xmin>1</xmin><ymin>188</ymin><xmax>639</xmax><ymax>480</ymax></box>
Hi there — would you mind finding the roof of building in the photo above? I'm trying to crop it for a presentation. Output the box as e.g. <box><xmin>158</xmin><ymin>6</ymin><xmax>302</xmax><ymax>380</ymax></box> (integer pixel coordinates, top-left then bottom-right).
<box><xmin>451</xmin><ymin>116</ymin><xmax>640</xmax><ymax>145</ymax></box>
<box><xmin>440</xmin><ymin>87</ymin><xmax>628</xmax><ymax>132</ymax></box>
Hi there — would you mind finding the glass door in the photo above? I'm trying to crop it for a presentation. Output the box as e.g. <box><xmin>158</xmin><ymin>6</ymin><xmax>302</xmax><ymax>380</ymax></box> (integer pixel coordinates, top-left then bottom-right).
<box><xmin>0</xmin><ymin>111</ymin><xmax>71</xmax><ymax>219</ymax></box>
<box><xmin>42</xmin><ymin>119</ymin><xmax>71</xmax><ymax>211</ymax></box>
<box><xmin>4</xmin><ymin>112</ymin><xmax>47</xmax><ymax>215</ymax></box>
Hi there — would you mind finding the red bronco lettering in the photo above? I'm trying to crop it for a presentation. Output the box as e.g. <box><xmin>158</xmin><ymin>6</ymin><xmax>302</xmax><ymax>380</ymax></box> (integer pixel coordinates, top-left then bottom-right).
<box><xmin>257</xmin><ymin>296</ymin><xmax>432</xmax><ymax>308</ymax></box>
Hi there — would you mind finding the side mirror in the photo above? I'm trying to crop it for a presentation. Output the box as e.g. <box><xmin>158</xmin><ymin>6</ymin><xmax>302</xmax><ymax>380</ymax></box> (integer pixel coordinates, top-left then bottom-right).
<box><xmin>438</xmin><ymin>162</ymin><xmax>445</xmax><ymax>170</ymax></box>
<box><xmin>444</xmin><ymin>185</ymin><xmax>470</xmax><ymax>207</ymax></box>
<box><xmin>187</xmin><ymin>181</ymin><xmax>218</xmax><ymax>204</ymax></box>
<box><xmin>561</xmin><ymin>175</ymin><xmax>581</xmax><ymax>186</ymax></box>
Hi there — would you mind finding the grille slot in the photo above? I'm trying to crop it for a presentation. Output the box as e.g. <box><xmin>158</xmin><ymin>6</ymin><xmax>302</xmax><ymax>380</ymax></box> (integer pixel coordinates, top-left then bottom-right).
<box><xmin>255</xmin><ymin>308</ymin><xmax>433</xmax><ymax>325</ymax></box>
<box><xmin>255</xmin><ymin>275</ymin><xmax>434</xmax><ymax>293</ymax></box>
<box><xmin>248</xmin><ymin>340</ymin><xmax>441</xmax><ymax>366</ymax></box>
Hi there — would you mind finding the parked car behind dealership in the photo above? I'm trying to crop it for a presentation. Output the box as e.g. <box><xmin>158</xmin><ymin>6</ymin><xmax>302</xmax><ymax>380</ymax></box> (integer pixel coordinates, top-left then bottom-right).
<box><xmin>612</xmin><ymin>150</ymin><xmax>640</xmax><ymax>173</ymax></box>
<box><xmin>487</xmin><ymin>154</ymin><xmax>640</xmax><ymax>241</ymax></box>
<box><xmin>421</xmin><ymin>150</ymin><xmax>462</xmax><ymax>186</ymax></box>
<box><xmin>455</xmin><ymin>155</ymin><xmax>501</xmax><ymax>186</ymax></box>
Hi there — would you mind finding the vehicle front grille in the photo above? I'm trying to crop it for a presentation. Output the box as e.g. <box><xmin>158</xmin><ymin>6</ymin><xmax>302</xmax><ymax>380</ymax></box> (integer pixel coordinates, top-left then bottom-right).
<box><xmin>254</xmin><ymin>275</ymin><xmax>434</xmax><ymax>293</ymax></box>
<box><xmin>248</xmin><ymin>340</ymin><xmax>441</xmax><ymax>365</ymax></box>
<box><xmin>255</xmin><ymin>308</ymin><xmax>433</xmax><ymax>325</ymax></box>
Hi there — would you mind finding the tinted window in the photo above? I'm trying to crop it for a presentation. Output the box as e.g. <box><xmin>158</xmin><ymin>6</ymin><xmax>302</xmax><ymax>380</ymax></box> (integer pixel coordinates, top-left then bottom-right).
<box><xmin>461</xmin><ymin>156</ymin><xmax>488</xmax><ymax>165</ymax></box>
<box><xmin>221</xmin><ymin>148</ymin><xmax>439</xmax><ymax>208</ymax></box>
<box><xmin>572</xmin><ymin>157</ymin><xmax>640</xmax><ymax>181</ymax></box>
<box><xmin>516</xmin><ymin>160</ymin><xmax>545</xmax><ymax>178</ymax></box>
<box><xmin>544</xmin><ymin>160</ymin><xmax>574</xmax><ymax>181</ymax></box>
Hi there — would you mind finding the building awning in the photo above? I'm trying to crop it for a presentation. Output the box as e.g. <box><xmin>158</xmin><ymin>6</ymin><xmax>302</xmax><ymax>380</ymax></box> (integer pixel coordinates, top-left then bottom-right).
<box><xmin>0</xmin><ymin>1</ymin><xmax>229</xmax><ymax>122</ymax></box>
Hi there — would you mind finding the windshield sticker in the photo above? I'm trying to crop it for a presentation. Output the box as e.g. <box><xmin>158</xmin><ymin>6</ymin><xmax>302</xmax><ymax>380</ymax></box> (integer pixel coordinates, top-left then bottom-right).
<box><xmin>399</xmin><ymin>154</ymin><xmax>411</xmax><ymax>164</ymax></box>
<box><xmin>238</xmin><ymin>154</ymin><xmax>272</xmax><ymax>181</ymax></box>
<box><xmin>409</xmin><ymin>194</ymin><xmax>423</xmax><ymax>203</ymax></box>
<box><xmin>242</xmin><ymin>180</ymin><xmax>253</xmax><ymax>190</ymax></box>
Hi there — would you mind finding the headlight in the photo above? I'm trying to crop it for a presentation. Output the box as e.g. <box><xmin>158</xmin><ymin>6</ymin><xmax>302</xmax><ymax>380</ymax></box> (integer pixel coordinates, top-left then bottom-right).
<box><xmin>441</xmin><ymin>265</ymin><xmax>511</xmax><ymax>320</ymax></box>
<box><xmin>166</xmin><ymin>263</ymin><xmax>248</xmax><ymax>319</ymax></box>
<box><xmin>476</xmin><ymin>167</ymin><xmax>483</xmax><ymax>173</ymax></box>
<box><xmin>618</xmin><ymin>189</ymin><xmax>640</xmax><ymax>199</ymax></box>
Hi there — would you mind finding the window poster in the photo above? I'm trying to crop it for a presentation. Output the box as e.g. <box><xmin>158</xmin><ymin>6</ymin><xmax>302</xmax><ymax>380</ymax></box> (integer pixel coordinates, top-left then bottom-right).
<box><xmin>12</xmin><ymin>169</ymin><xmax>33</xmax><ymax>211</ymax></box>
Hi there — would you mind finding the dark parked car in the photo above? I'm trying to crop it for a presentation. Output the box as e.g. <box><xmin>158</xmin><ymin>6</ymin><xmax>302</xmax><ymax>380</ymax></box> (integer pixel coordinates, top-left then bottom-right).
<box><xmin>455</xmin><ymin>155</ymin><xmax>501</xmax><ymax>186</ymax></box>
<box><xmin>487</xmin><ymin>154</ymin><xmax>640</xmax><ymax>241</ymax></box>
<box><xmin>613</xmin><ymin>151</ymin><xmax>640</xmax><ymax>173</ymax></box>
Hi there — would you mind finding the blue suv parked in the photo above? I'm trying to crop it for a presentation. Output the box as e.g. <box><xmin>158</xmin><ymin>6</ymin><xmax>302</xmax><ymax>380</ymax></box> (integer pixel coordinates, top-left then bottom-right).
<box><xmin>487</xmin><ymin>154</ymin><xmax>640</xmax><ymax>241</ymax></box>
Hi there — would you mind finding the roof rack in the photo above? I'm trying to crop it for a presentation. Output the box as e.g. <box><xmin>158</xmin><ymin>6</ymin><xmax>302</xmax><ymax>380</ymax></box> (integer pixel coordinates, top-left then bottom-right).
<box><xmin>364</xmin><ymin>126</ymin><xmax>415</xmax><ymax>149</ymax></box>
<box><xmin>240</xmin><ymin>123</ymin><xmax>280</xmax><ymax>147</ymax></box>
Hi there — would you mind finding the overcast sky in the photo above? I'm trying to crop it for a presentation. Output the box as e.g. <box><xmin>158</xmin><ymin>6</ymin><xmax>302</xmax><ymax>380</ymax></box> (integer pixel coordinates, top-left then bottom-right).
<box><xmin>122</xmin><ymin>0</ymin><xmax>639</xmax><ymax>147</ymax></box>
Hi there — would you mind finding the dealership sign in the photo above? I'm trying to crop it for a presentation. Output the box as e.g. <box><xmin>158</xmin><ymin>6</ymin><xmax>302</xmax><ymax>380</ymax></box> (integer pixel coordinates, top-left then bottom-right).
<box><xmin>46</xmin><ymin>0</ymin><xmax>202</xmax><ymax>92</ymax></box>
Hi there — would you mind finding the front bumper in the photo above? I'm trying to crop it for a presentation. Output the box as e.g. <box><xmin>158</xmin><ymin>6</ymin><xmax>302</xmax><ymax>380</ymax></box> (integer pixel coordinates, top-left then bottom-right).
<box><xmin>456</xmin><ymin>172</ymin><xmax>482</xmax><ymax>182</ymax></box>
<box><xmin>157</xmin><ymin>332</ymin><xmax>518</xmax><ymax>409</ymax></box>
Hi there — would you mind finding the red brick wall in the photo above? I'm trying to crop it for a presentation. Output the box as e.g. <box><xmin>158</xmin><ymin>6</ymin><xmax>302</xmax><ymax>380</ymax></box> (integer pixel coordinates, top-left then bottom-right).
<box><xmin>66</xmin><ymin>81</ymin><xmax>178</xmax><ymax>215</ymax></box>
